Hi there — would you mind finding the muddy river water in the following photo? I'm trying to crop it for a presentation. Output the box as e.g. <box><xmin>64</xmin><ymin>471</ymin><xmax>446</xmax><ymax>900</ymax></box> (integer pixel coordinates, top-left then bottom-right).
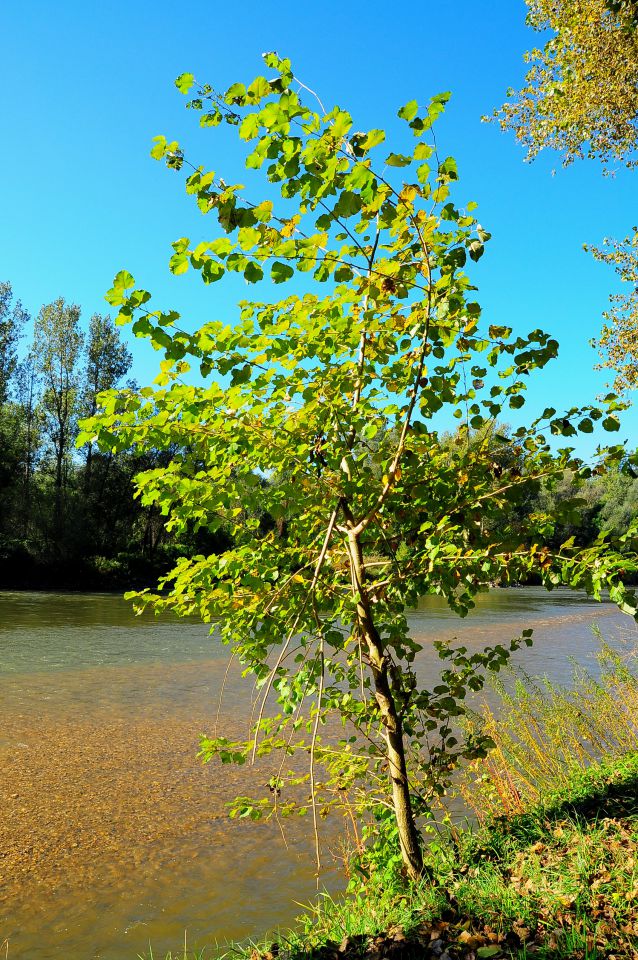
<box><xmin>1</xmin><ymin>588</ymin><xmax>636</xmax><ymax>959</ymax></box>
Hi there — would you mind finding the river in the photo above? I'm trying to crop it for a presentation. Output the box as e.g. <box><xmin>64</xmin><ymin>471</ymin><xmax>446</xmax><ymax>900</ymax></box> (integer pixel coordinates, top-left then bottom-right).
<box><xmin>0</xmin><ymin>588</ymin><xmax>636</xmax><ymax>959</ymax></box>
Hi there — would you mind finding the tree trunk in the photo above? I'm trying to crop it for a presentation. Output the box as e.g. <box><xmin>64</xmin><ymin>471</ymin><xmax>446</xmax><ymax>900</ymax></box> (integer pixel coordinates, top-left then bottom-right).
<box><xmin>54</xmin><ymin>424</ymin><xmax>64</xmax><ymax>545</ymax></box>
<box><xmin>346</xmin><ymin>525</ymin><xmax>424</xmax><ymax>880</ymax></box>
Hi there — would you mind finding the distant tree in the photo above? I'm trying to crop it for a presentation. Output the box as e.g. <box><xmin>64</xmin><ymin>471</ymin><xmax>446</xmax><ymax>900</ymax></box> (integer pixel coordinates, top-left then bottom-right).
<box><xmin>0</xmin><ymin>404</ymin><xmax>27</xmax><ymax>549</ymax></box>
<box><xmin>493</xmin><ymin>0</ymin><xmax>638</xmax><ymax>392</ymax></box>
<box><xmin>0</xmin><ymin>283</ymin><xmax>30</xmax><ymax>546</ymax></box>
<box><xmin>33</xmin><ymin>298</ymin><xmax>83</xmax><ymax>535</ymax></box>
<box><xmin>12</xmin><ymin>352</ymin><xmax>43</xmax><ymax>538</ymax></box>
<box><xmin>81</xmin><ymin>312</ymin><xmax>132</xmax><ymax>490</ymax></box>
<box><xmin>594</xmin><ymin>461</ymin><xmax>638</xmax><ymax>535</ymax></box>
<box><xmin>0</xmin><ymin>281</ymin><xmax>29</xmax><ymax>403</ymax></box>
<box><xmin>533</xmin><ymin>470</ymin><xmax>602</xmax><ymax>549</ymax></box>
<box><xmin>492</xmin><ymin>0</ymin><xmax>638</xmax><ymax>168</ymax></box>
<box><xmin>585</xmin><ymin>231</ymin><xmax>638</xmax><ymax>392</ymax></box>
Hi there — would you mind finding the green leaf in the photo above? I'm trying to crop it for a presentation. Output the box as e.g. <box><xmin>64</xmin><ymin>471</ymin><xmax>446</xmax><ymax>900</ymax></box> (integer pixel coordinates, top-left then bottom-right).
<box><xmin>172</xmin><ymin>237</ymin><xmax>190</xmax><ymax>254</ymax></box>
<box><xmin>398</xmin><ymin>100</ymin><xmax>418</xmax><ymax>121</ymax></box>
<box><xmin>169</xmin><ymin>253</ymin><xmax>189</xmax><ymax>275</ymax></box>
<box><xmin>202</xmin><ymin>260</ymin><xmax>224</xmax><ymax>283</ymax></box>
<box><xmin>468</xmin><ymin>240</ymin><xmax>484</xmax><ymax>262</ymax></box>
<box><xmin>346</xmin><ymin>163</ymin><xmax>375</xmax><ymax>192</ymax></box>
<box><xmin>247</xmin><ymin>76</ymin><xmax>271</xmax><ymax>101</ymax></box>
<box><xmin>150</xmin><ymin>135</ymin><xmax>167</xmax><ymax>160</ymax></box>
<box><xmin>385</xmin><ymin>153</ymin><xmax>412</xmax><ymax>167</ymax></box>
<box><xmin>201</xmin><ymin>110</ymin><xmax>222</xmax><ymax>128</ymax></box>
<box><xmin>362</xmin><ymin>129</ymin><xmax>385</xmax><ymax>150</ymax></box>
<box><xmin>253</xmin><ymin>200</ymin><xmax>273</xmax><ymax>222</ymax></box>
<box><xmin>244</xmin><ymin>262</ymin><xmax>264</xmax><ymax>283</ymax></box>
<box><xmin>225</xmin><ymin>82</ymin><xmax>247</xmax><ymax>105</ymax></box>
<box><xmin>271</xmin><ymin>261</ymin><xmax>294</xmax><ymax>283</ymax></box>
<box><xmin>209</xmin><ymin>237</ymin><xmax>234</xmax><ymax>256</ymax></box>
<box><xmin>175</xmin><ymin>72</ymin><xmax>195</xmax><ymax>94</ymax></box>
<box><xmin>438</xmin><ymin>156</ymin><xmax>458</xmax><ymax>180</ymax></box>
<box><xmin>334</xmin><ymin>265</ymin><xmax>353</xmax><ymax>282</ymax></box>
<box><xmin>334</xmin><ymin>191</ymin><xmax>361</xmax><ymax>217</ymax></box>
<box><xmin>414</xmin><ymin>143</ymin><xmax>434</xmax><ymax>160</ymax></box>
<box><xmin>240</xmin><ymin>114</ymin><xmax>261</xmax><ymax>140</ymax></box>
<box><xmin>113</xmin><ymin>269</ymin><xmax>135</xmax><ymax>290</ymax></box>
<box><xmin>238</xmin><ymin>227</ymin><xmax>261</xmax><ymax>250</ymax></box>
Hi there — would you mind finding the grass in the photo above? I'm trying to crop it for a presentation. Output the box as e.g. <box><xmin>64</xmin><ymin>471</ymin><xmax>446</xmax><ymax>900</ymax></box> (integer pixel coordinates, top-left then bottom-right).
<box><xmin>139</xmin><ymin>935</ymin><xmax>210</xmax><ymax>960</ymax></box>
<box><xmin>234</xmin><ymin>752</ymin><xmax>638</xmax><ymax>960</ymax></box>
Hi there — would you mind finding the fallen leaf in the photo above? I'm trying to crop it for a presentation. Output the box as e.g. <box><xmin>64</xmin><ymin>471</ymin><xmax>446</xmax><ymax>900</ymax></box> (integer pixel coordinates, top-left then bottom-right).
<box><xmin>477</xmin><ymin>946</ymin><xmax>502</xmax><ymax>958</ymax></box>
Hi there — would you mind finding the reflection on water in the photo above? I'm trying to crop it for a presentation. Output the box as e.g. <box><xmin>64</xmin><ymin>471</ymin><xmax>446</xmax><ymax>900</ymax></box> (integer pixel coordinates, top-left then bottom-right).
<box><xmin>0</xmin><ymin>588</ymin><xmax>636</xmax><ymax>959</ymax></box>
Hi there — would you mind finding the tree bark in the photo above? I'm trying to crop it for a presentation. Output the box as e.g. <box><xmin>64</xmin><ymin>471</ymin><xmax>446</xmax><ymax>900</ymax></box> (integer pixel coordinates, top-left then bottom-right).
<box><xmin>345</xmin><ymin>524</ymin><xmax>424</xmax><ymax>880</ymax></box>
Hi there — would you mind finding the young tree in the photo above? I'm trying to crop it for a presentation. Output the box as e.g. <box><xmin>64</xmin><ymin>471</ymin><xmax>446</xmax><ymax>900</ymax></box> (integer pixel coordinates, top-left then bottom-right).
<box><xmin>33</xmin><ymin>298</ymin><xmax>83</xmax><ymax>532</ymax></box>
<box><xmin>83</xmin><ymin>56</ymin><xmax>638</xmax><ymax>879</ymax></box>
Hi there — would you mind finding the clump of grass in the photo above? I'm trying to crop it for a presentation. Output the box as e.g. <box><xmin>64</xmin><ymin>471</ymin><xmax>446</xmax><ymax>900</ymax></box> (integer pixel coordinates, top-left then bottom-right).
<box><xmin>436</xmin><ymin>753</ymin><xmax>638</xmax><ymax>945</ymax></box>
<box><xmin>456</xmin><ymin>632</ymin><xmax>638</xmax><ymax>821</ymax></box>
<box><xmin>138</xmin><ymin>934</ymin><xmax>210</xmax><ymax>960</ymax></box>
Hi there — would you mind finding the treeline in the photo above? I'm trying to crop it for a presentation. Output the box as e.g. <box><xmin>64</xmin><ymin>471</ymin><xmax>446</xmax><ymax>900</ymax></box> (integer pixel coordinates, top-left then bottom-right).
<box><xmin>0</xmin><ymin>281</ymin><xmax>229</xmax><ymax>590</ymax></box>
<box><xmin>464</xmin><ymin>425</ymin><xmax>638</xmax><ymax>556</ymax></box>
<box><xmin>1</xmin><ymin>279</ymin><xmax>636</xmax><ymax>591</ymax></box>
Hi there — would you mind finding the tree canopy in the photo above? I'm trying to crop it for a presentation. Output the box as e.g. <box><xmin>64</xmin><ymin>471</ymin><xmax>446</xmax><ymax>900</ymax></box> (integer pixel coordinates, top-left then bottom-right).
<box><xmin>586</xmin><ymin>231</ymin><xmax>638</xmax><ymax>392</ymax></box>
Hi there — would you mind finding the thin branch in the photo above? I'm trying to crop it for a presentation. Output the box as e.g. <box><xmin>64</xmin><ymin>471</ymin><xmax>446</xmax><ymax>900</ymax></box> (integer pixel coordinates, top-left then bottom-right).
<box><xmin>293</xmin><ymin>75</ymin><xmax>327</xmax><ymax>115</ymax></box>
<box><xmin>213</xmin><ymin>646</ymin><xmax>238</xmax><ymax>738</ymax></box>
<box><xmin>250</xmin><ymin>503</ymin><xmax>341</xmax><ymax>763</ymax></box>
<box><xmin>310</xmin><ymin>593</ymin><xmax>325</xmax><ymax>877</ymax></box>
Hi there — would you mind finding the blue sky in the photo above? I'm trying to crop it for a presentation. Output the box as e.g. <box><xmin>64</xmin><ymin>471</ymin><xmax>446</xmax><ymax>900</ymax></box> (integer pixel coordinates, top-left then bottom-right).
<box><xmin>1</xmin><ymin>0</ymin><xmax>636</xmax><ymax>452</ymax></box>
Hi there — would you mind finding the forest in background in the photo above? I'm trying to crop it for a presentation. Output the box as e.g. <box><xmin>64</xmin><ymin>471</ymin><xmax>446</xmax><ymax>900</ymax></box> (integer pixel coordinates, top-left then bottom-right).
<box><xmin>0</xmin><ymin>282</ymin><xmax>231</xmax><ymax>589</ymax></box>
<box><xmin>1</xmin><ymin>278</ymin><xmax>636</xmax><ymax>592</ymax></box>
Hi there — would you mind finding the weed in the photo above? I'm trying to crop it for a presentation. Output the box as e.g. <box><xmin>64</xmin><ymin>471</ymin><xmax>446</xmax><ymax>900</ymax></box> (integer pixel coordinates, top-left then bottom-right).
<box><xmin>456</xmin><ymin>633</ymin><xmax>638</xmax><ymax>821</ymax></box>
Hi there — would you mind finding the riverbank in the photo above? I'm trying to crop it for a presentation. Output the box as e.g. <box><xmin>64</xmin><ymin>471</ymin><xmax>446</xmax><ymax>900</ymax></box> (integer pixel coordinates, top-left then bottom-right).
<box><xmin>231</xmin><ymin>753</ymin><xmax>638</xmax><ymax>960</ymax></box>
<box><xmin>0</xmin><ymin>547</ymin><xmax>171</xmax><ymax>591</ymax></box>
<box><xmin>2</xmin><ymin>554</ymin><xmax>636</xmax><ymax>595</ymax></box>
